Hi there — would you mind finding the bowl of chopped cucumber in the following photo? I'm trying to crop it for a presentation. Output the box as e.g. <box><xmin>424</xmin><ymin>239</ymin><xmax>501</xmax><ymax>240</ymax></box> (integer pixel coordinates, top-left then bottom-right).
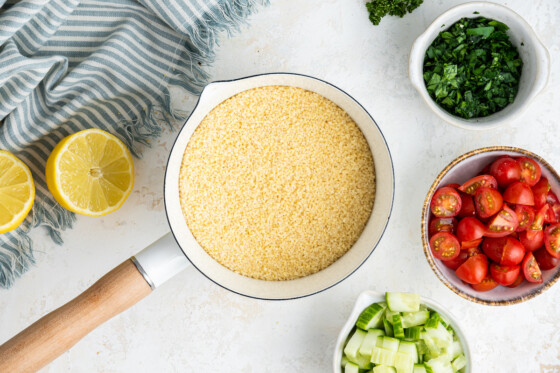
<box><xmin>334</xmin><ymin>291</ymin><xmax>471</xmax><ymax>373</ymax></box>
<box><xmin>409</xmin><ymin>2</ymin><xmax>550</xmax><ymax>130</ymax></box>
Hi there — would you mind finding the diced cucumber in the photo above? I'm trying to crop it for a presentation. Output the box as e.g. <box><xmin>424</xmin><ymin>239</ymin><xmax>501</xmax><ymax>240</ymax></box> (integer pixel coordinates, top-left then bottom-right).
<box><xmin>423</xmin><ymin>323</ymin><xmax>453</xmax><ymax>356</ymax></box>
<box><xmin>341</xmin><ymin>356</ymin><xmax>348</xmax><ymax>367</ymax></box>
<box><xmin>402</xmin><ymin>311</ymin><xmax>430</xmax><ymax>328</ymax></box>
<box><xmin>344</xmin><ymin>329</ymin><xmax>367</xmax><ymax>360</ymax></box>
<box><xmin>371</xmin><ymin>347</ymin><xmax>396</xmax><ymax>366</ymax></box>
<box><xmin>413</xmin><ymin>364</ymin><xmax>427</xmax><ymax>373</ymax></box>
<box><xmin>373</xmin><ymin>366</ymin><xmax>397</xmax><ymax>373</ymax></box>
<box><xmin>357</xmin><ymin>302</ymin><xmax>387</xmax><ymax>330</ymax></box>
<box><xmin>394</xmin><ymin>351</ymin><xmax>414</xmax><ymax>373</ymax></box>
<box><xmin>386</xmin><ymin>308</ymin><xmax>400</xmax><ymax>324</ymax></box>
<box><xmin>451</xmin><ymin>354</ymin><xmax>467</xmax><ymax>371</ymax></box>
<box><xmin>383</xmin><ymin>318</ymin><xmax>394</xmax><ymax>337</ymax></box>
<box><xmin>344</xmin><ymin>361</ymin><xmax>359</xmax><ymax>373</ymax></box>
<box><xmin>376</xmin><ymin>335</ymin><xmax>385</xmax><ymax>348</ymax></box>
<box><xmin>429</xmin><ymin>312</ymin><xmax>448</xmax><ymax>328</ymax></box>
<box><xmin>382</xmin><ymin>336</ymin><xmax>400</xmax><ymax>352</ymax></box>
<box><xmin>398</xmin><ymin>341</ymin><xmax>419</xmax><ymax>364</ymax></box>
<box><xmin>405</xmin><ymin>326</ymin><xmax>422</xmax><ymax>340</ymax></box>
<box><xmin>450</xmin><ymin>340</ymin><xmax>463</xmax><ymax>359</ymax></box>
<box><xmin>392</xmin><ymin>314</ymin><xmax>405</xmax><ymax>339</ymax></box>
<box><xmin>360</xmin><ymin>329</ymin><xmax>386</xmax><ymax>358</ymax></box>
<box><xmin>347</xmin><ymin>352</ymin><xmax>374</xmax><ymax>370</ymax></box>
<box><xmin>424</xmin><ymin>356</ymin><xmax>454</xmax><ymax>373</ymax></box>
<box><xmin>386</xmin><ymin>292</ymin><xmax>420</xmax><ymax>312</ymax></box>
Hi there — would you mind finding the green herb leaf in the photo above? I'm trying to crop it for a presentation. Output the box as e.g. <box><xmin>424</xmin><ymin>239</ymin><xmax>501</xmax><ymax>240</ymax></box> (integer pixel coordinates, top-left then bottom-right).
<box><xmin>365</xmin><ymin>0</ymin><xmax>423</xmax><ymax>26</ymax></box>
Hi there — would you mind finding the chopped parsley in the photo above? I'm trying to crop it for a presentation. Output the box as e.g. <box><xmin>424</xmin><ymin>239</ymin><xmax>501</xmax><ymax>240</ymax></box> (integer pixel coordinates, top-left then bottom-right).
<box><xmin>423</xmin><ymin>17</ymin><xmax>523</xmax><ymax>119</ymax></box>
<box><xmin>365</xmin><ymin>0</ymin><xmax>423</xmax><ymax>26</ymax></box>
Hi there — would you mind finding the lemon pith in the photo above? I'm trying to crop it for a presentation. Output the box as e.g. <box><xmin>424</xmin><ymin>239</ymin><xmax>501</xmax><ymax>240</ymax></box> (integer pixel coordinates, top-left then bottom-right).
<box><xmin>46</xmin><ymin>129</ymin><xmax>134</xmax><ymax>217</ymax></box>
<box><xmin>0</xmin><ymin>150</ymin><xmax>35</xmax><ymax>234</ymax></box>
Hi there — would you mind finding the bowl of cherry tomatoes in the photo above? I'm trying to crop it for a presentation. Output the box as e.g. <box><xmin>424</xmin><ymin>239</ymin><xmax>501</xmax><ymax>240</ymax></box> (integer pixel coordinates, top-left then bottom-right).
<box><xmin>421</xmin><ymin>146</ymin><xmax>560</xmax><ymax>305</ymax></box>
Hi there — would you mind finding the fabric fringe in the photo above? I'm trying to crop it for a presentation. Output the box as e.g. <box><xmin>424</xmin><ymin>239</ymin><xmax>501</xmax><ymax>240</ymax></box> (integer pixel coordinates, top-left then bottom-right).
<box><xmin>0</xmin><ymin>0</ymin><xmax>269</xmax><ymax>289</ymax></box>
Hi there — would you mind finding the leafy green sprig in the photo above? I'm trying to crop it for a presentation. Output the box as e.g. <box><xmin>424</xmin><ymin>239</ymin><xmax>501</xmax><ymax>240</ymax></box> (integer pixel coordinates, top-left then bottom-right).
<box><xmin>366</xmin><ymin>0</ymin><xmax>423</xmax><ymax>26</ymax></box>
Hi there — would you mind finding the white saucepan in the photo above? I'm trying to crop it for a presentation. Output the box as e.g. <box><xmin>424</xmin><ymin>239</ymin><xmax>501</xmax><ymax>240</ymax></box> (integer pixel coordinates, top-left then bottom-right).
<box><xmin>0</xmin><ymin>73</ymin><xmax>394</xmax><ymax>372</ymax></box>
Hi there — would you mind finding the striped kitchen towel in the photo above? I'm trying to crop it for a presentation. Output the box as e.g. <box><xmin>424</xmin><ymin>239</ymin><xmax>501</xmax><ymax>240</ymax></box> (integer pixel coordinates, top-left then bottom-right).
<box><xmin>0</xmin><ymin>0</ymin><xmax>267</xmax><ymax>288</ymax></box>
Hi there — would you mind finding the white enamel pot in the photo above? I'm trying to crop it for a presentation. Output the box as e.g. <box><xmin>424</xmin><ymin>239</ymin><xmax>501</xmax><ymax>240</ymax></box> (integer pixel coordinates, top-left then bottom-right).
<box><xmin>0</xmin><ymin>73</ymin><xmax>394</xmax><ymax>372</ymax></box>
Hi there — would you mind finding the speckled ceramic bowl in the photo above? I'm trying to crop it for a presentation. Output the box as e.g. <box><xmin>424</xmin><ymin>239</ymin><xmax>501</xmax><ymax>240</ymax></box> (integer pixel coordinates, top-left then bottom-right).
<box><xmin>409</xmin><ymin>2</ymin><xmax>550</xmax><ymax>130</ymax></box>
<box><xmin>421</xmin><ymin>147</ymin><xmax>560</xmax><ymax>305</ymax></box>
<box><xmin>333</xmin><ymin>291</ymin><xmax>472</xmax><ymax>372</ymax></box>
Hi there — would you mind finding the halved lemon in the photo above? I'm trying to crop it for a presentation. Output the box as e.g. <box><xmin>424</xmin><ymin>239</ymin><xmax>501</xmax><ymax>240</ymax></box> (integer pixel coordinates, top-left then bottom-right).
<box><xmin>0</xmin><ymin>151</ymin><xmax>35</xmax><ymax>233</ymax></box>
<box><xmin>46</xmin><ymin>129</ymin><xmax>134</xmax><ymax>217</ymax></box>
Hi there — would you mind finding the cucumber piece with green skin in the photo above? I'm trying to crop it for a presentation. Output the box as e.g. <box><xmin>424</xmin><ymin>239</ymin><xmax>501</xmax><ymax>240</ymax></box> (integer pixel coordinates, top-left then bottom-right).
<box><xmin>373</xmin><ymin>366</ymin><xmax>397</xmax><ymax>373</ymax></box>
<box><xmin>376</xmin><ymin>335</ymin><xmax>385</xmax><ymax>348</ymax></box>
<box><xmin>405</xmin><ymin>326</ymin><xmax>422</xmax><ymax>340</ymax></box>
<box><xmin>344</xmin><ymin>361</ymin><xmax>359</xmax><ymax>373</ymax></box>
<box><xmin>356</xmin><ymin>303</ymin><xmax>387</xmax><ymax>330</ymax></box>
<box><xmin>402</xmin><ymin>311</ymin><xmax>430</xmax><ymax>328</ymax></box>
<box><xmin>371</xmin><ymin>347</ymin><xmax>396</xmax><ymax>366</ymax></box>
<box><xmin>383</xmin><ymin>318</ymin><xmax>394</xmax><ymax>337</ymax></box>
<box><xmin>451</xmin><ymin>354</ymin><xmax>467</xmax><ymax>371</ymax></box>
<box><xmin>360</xmin><ymin>329</ymin><xmax>386</xmax><ymax>358</ymax></box>
<box><xmin>341</xmin><ymin>356</ymin><xmax>348</xmax><ymax>367</ymax></box>
<box><xmin>398</xmin><ymin>341</ymin><xmax>419</xmax><ymax>364</ymax></box>
<box><xmin>347</xmin><ymin>351</ymin><xmax>374</xmax><ymax>370</ymax></box>
<box><xmin>450</xmin><ymin>340</ymin><xmax>463</xmax><ymax>359</ymax></box>
<box><xmin>385</xmin><ymin>308</ymin><xmax>400</xmax><ymax>324</ymax></box>
<box><xmin>386</xmin><ymin>293</ymin><xmax>420</xmax><ymax>312</ymax></box>
<box><xmin>424</xmin><ymin>356</ymin><xmax>454</xmax><ymax>373</ymax></box>
<box><xmin>344</xmin><ymin>329</ymin><xmax>367</xmax><ymax>360</ymax></box>
<box><xmin>394</xmin><ymin>351</ymin><xmax>415</xmax><ymax>373</ymax></box>
<box><xmin>382</xmin><ymin>336</ymin><xmax>400</xmax><ymax>352</ymax></box>
<box><xmin>392</xmin><ymin>314</ymin><xmax>405</xmax><ymax>339</ymax></box>
<box><xmin>413</xmin><ymin>364</ymin><xmax>427</xmax><ymax>373</ymax></box>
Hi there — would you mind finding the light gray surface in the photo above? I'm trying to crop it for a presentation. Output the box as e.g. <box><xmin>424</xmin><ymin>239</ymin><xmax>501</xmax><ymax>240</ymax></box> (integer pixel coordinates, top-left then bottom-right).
<box><xmin>1</xmin><ymin>0</ymin><xmax>559</xmax><ymax>371</ymax></box>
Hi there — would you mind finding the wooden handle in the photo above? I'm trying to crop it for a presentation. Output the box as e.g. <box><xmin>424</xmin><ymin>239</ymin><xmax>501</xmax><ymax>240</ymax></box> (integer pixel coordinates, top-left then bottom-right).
<box><xmin>0</xmin><ymin>259</ymin><xmax>152</xmax><ymax>373</ymax></box>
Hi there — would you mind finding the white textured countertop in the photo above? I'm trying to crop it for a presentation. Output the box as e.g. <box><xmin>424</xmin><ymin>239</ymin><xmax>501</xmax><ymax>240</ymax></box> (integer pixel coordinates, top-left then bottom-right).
<box><xmin>2</xmin><ymin>0</ymin><xmax>560</xmax><ymax>371</ymax></box>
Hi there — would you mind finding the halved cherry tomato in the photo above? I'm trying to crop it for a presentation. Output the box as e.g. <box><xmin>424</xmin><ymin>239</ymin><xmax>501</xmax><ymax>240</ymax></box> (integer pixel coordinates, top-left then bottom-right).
<box><xmin>517</xmin><ymin>157</ymin><xmax>541</xmax><ymax>187</ymax></box>
<box><xmin>429</xmin><ymin>232</ymin><xmax>461</xmax><ymax>261</ymax></box>
<box><xmin>465</xmin><ymin>246</ymin><xmax>482</xmax><ymax>257</ymax></box>
<box><xmin>515</xmin><ymin>205</ymin><xmax>535</xmax><ymax>232</ymax></box>
<box><xmin>461</xmin><ymin>238</ymin><xmax>483</xmax><ymax>250</ymax></box>
<box><xmin>456</xmin><ymin>217</ymin><xmax>486</xmax><ymax>242</ymax></box>
<box><xmin>431</xmin><ymin>187</ymin><xmax>462</xmax><ymax>218</ymax></box>
<box><xmin>443</xmin><ymin>251</ymin><xmax>468</xmax><ymax>271</ymax></box>
<box><xmin>486</xmin><ymin>205</ymin><xmax>518</xmax><ymax>237</ymax></box>
<box><xmin>547</xmin><ymin>191</ymin><xmax>560</xmax><ymax>223</ymax></box>
<box><xmin>533</xmin><ymin>246</ymin><xmax>560</xmax><ymax>270</ymax></box>
<box><xmin>519</xmin><ymin>229</ymin><xmax>544</xmax><ymax>252</ymax></box>
<box><xmin>490</xmin><ymin>263</ymin><xmax>520</xmax><ymax>286</ymax></box>
<box><xmin>445</xmin><ymin>183</ymin><xmax>461</xmax><ymax>189</ymax></box>
<box><xmin>428</xmin><ymin>217</ymin><xmax>458</xmax><ymax>237</ymax></box>
<box><xmin>471</xmin><ymin>273</ymin><xmax>499</xmax><ymax>292</ymax></box>
<box><xmin>532</xmin><ymin>177</ymin><xmax>550</xmax><ymax>209</ymax></box>
<box><xmin>522</xmin><ymin>252</ymin><xmax>543</xmax><ymax>283</ymax></box>
<box><xmin>544</xmin><ymin>223</ymin><xmax>560</xmax><ymax>258</ymax></box>
<box><xmin>457</xmin><ymin>193</ymin><xmax>476</xmax><ymax>218</ymax></box>
<box><xmin>458</xmin><ymin>175</ymin><xmax>498</xmax><ymax>195</ymax></box>
<box><xmin>503</xmin><ymin>182</ymin><xmax>534</xmax><ymax>206</ymax></box>
<box><xmin>489</xmin><ymin>157</ymin><xmax>521</xmax><ymax>188</ymax></box>
<box><xmin>474</xmin><ymin>187</ymin><xmax>503</xmax><ymax>218</ymax></box>
<box><xmin>530</xmin><ymin>204</ymin><xmax>549</xmax><ymax>231</ymax></box>
<box><xmin>506</xmin><ymin>271</ymin><xmax>525</xmax><ymax>288</ymax></box>
<box><xmin>455</xmin><ymin>254</ymin><xmax>488</xmax><ymax>284</ymax></box>
<box><xmin>482</xmin><ymin>237</ymin><xmax>525</xmax><ymax>266</ymax></box>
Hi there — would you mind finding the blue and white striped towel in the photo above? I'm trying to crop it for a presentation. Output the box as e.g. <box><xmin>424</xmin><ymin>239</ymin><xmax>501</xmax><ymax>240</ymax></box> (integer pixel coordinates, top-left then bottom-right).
<box><xmin>0</xmin><ymin>0</ymin><xmax>267</xmax><ymax>288</ymax></box>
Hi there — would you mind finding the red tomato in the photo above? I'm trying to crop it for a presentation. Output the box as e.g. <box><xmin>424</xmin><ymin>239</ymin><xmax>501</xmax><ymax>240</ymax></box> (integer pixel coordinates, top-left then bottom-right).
<box><xmin>519</xmin><ymin>229</ymin><xmax>544</xmax><ymax>252</ymax></box>
<box><xmin>503</xmin><ymin>182</ymin><xmax>535</xmax><ymax>206</ymax></box>
<box><xmin>428</xmin><ymin>217</ymin><xmax>458</xmax><ymax>237</ymax></box>
<box><xmin>547</xmin><ymin>191</ymin><xmax>560</xmax><ymax>223</ymax></box>
<box><xmin>429</xmin><ymin>232</ymin><xmax>461</xmax><ymax>261</ymax></box>
<box><xmin>474</xmin><ymin>187</ymin><xmax>503</xmax><ymax>218</ymax></box>
<box><xmin>517</xmin><ymin>157</ymin><xmax>541</xmax><ymax>187</ymax></box>
<box><xmin>445</xmin><ymin>183</ymin><xmax>461</xmax><ymax>189</ymax></box>
<box><xmin>544</xmin><ymin>205</ymin><xmax>558</xmax><ymax>224</ymax></box>
<box><xmin>546</xmin><ymin>190</ymin><xmax>559</xmax><ymax>205</ymax></box>
<box><xmin>458</xmin><ymin>175</ymin><xmax>498</xmax><ymax>195</ymax></box>
<box><xmin>533</xmin><ymin>246</ymin><xmax>560</xmax><ymax>270</ymax></box>
<box><xmin>455</xmin><ymin>254</ymin><xmax>488</xmax><ymax>284</ymax></box>
<box><xmin>456</xmin><ymin>217</ymin><xmax>486</xmax><ymax>242</ymax></box>
<box><xmin>544</xmin><ymin>223</ymin><xmax>560</xmax><ymax>259</ymax></box>
<box><xmin>457</xmin><ymin>193</ymin><xmax>476</xmax><ymax>218</ymax></box>
<box><xmin>514</xmin><ymin>205</ymin><xmax>535</xmax><ymax>232</ymax></box>
<box><xmin>489</xmin><ymin>157</ymin><xmax>521</xmax><ymax>188</ymax></box>
<box><xmin>522</xmin><ymin>252</ymin><xmax>543</xmax><ymax>283</ymax></box>
<box><xmin>431</xmin><ymin>187</ymin><xmax>462</xmax><ymax>218</ymax></box>
<box><xmin>490</xmin><ymin>263</ymin><xmax>521</xmax><ymax>286</ymax></box>
<box><xmin>471</xmin><ymin>273</ymin><xmax>499</xmax><ymax>292</ymax></box>
<box><xmin>465</xmin><ymin>246</ymin><xmax>482</xmax><ymax>257</ymax></box>
<box><xmin>532</xmin><ymin>177</ymin><xmax>550</xmax><ymax>209</ymax></box>
<box><xmin>506</xmin><ymin>272</ymin><xmax>525</xmax><ymax>288</ymax></box>
<box><xmin>486</xmin><ymin>205</ymin><xmax>518</xmax><ymax>237</ymax></box>
<box><xmin>482</xmin><ymin>237</ymin><xmax>525</xmax><ymax>265</ymax></box>
<box><xmin>443</xmin><ymin>251</ymin><xmax>468</xmax><ymax>270</ymax></box>
<box><xmin>530</xmin><ymin>204</ymin><xmax>549</xmax><ymax>231</ymax></box>
<box><xmin>461</xmin><ymin>238</ymin><xmax>483</xmax><ymax>250</ymax></box>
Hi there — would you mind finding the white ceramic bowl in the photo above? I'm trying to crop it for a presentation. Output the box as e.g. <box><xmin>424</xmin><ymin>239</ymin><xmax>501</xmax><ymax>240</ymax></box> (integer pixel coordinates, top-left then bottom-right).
<box><xmin>421</xmin><ymin>147</ymin><xmax>560</xmax><ymax>305</ymax></box>
<box><xmin>333</xmin><ymin>291</ymin><xmax>472</xmax><ymax>373</ymax></box>
<box><xmin>409</xmin><ymin>2</ymin><xmax>550</xmax><ymax>130</ymax></box>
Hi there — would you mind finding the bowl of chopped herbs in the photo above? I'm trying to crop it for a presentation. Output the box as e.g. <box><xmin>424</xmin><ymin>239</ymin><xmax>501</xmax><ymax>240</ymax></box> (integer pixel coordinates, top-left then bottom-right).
<box><xmin>409</xmin><ymin>2</ymin><xmax>550</xmax><ymax>130</ymax></box>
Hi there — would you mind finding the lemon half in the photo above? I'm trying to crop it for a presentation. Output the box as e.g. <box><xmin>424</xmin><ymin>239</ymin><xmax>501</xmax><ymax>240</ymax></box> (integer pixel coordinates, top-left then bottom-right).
<box><xmin>0</xmin><ymin>151</ymin><xmax>35</xmax><ymax>234</ymax></box>
<box><xmin>46</xmin><ymin>129</ymin><xmax>134</xmax><ymax>217</ymax></box>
